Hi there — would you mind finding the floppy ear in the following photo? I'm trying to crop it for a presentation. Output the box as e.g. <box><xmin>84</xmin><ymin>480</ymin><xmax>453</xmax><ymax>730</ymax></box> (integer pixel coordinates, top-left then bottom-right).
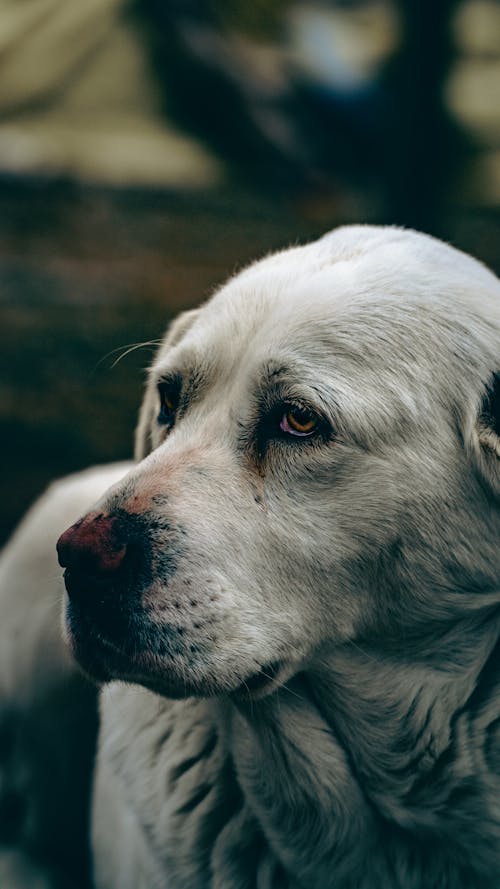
<box><xmin>471</xmin><ymin>372</ymin><xmax>500</xmax><ymax>497</ymax></box>
<box><xmin>134</xmin><ymin>309</ymin><xmax>200</xmax><ymax>460</ymax></box>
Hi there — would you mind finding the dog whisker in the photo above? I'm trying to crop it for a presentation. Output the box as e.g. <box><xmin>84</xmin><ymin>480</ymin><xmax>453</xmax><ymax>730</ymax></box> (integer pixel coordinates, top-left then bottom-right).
<box><xmin>94</xmin><ymin>340</ymin><xmax>164</xmax><ymax>371</ymax></box>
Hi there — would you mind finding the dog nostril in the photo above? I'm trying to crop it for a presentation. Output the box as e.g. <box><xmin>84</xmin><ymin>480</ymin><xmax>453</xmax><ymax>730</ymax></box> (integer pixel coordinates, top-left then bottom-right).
<box><xmin>57</xmin><ymin>513</ymin><xmax>127</xmax><ymax>577</ymax></box>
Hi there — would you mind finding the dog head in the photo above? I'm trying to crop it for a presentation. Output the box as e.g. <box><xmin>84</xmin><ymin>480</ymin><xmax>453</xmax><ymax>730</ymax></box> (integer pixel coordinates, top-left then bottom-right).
<box><xmin>58</xmin><ymin>226</ymin><xmax>500</xmax><ymax>698</ymax></box>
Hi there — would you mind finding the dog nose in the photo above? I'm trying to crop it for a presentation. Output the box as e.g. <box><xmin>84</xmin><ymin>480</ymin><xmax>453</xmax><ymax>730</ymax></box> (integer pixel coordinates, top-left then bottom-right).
<box><xmin>57</xmin><ymin>513</ymin><xmax>127</xmax><ymax>581</ymax></box>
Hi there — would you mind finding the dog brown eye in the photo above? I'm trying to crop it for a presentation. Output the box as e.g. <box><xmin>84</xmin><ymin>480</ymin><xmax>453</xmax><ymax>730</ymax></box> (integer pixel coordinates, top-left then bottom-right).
<box><xmin>158</xmin><ymin>388</ymin><xmax>177</xmax><ymax>426</ymax></box>
<box><xmin>280</xmin><ymin>408</ymin><xmax>318</xmax><ymax>437</ymax></box>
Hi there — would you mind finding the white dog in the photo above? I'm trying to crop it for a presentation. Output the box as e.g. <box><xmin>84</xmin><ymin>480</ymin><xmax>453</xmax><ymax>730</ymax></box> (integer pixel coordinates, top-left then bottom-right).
<box><xmin>1</xmin><ymin>225</ymin><xmax>500</xmax><ymax>889</ymax></box>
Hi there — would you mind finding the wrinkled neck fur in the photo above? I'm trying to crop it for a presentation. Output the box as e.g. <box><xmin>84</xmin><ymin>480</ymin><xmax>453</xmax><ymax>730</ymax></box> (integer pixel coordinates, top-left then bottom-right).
<box><xmin>228</xmin><ymin>677</ymin><xmax>375</xmax><ymax>888</ymax></box>
<box><xmin>227</xmin><ymin>610</ymin><xmax>500</xmax><ymax>887</ymax></box>
<box><xmin>310</xmin><ymin>610</ymin><xmax>500</xmax><ymax>817</ymax></box>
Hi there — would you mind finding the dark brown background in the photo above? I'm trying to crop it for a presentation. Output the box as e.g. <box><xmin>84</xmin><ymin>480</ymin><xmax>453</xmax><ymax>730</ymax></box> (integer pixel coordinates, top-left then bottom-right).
<box><xmin>0</xmin><ymin>183</ymin><xmax>326</xmax><ymax>542</ymax></box>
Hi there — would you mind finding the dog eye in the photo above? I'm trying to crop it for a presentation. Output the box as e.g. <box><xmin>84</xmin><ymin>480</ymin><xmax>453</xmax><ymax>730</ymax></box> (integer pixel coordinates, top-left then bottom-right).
<box><xmin>280</xmin><ymin>407</ymin><xmax>319</xmax><ymax>437</ymax></box>
<box><xmin>158</xmin><ymin>385</ymin><xmax>178</xmax><ymax>427</ymax></box>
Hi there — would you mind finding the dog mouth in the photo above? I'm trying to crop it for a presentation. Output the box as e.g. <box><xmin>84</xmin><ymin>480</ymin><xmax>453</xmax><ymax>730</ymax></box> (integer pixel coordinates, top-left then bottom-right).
<box><xmin>65</xmin><ymin>597</ymin><xmax>181</xmax><ymax>686</ymax></box>
<box><xmin>65</xmin><ymin>598</ymin><xmax>288</xmax><ymax>700</ymax></box>
<box><xmin>65</xmin><ymin>604</ymin><xmax>142</xmax><ymax>683</ymax></box>
<box><xmin>66</xmin><ymin>619</ymin><xmax>206</xmax><ymax>698</ymax></box>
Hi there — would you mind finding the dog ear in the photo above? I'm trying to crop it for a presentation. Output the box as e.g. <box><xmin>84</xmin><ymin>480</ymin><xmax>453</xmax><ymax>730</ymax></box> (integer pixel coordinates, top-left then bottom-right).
<box><xmin>471</xmin><ymin>372</ymin><xmax>500</xmax><ymax>497</ymax></box>
<box><xmin>134</xmin><ymin>309</ymin><xmax>200</xmax><ymax>460</ymax></box>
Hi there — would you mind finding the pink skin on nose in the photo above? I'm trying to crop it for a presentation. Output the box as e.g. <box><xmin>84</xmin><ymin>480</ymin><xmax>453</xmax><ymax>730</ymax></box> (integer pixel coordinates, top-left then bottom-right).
<box><xmin>57</xmin><ymin>513</ymin><xmax>127</xmax><ymax>574</ymax></box>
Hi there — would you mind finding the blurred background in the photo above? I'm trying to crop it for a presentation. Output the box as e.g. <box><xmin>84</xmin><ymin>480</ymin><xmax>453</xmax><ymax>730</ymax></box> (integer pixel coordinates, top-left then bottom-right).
<box><xmin>1</xmin><ymin>0</ymin><xmax>500</xmax><ymax>545</ymax></box>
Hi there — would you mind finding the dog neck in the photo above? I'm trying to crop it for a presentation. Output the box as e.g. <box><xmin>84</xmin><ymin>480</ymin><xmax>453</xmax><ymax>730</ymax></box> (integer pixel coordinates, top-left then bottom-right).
<box><xmin>228</xmin><ymin>675</ymin><xmax>373</xmax><ymax>888</ymax></box>
<box><xmin>228</xmin><ymin>611</ymin><xmax>500</xmax><ymax>888</ymax></box>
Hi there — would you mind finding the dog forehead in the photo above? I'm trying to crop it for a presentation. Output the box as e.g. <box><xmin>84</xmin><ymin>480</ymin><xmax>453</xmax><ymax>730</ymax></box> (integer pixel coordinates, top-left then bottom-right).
<box><xmin>211</xmin><ymin>226</ymin><xmax>496</xmax><ymax>323</ymax></box>
<box><xmin>155</xmin><ymin>226</ymin><xmax>500</xmax><ymax>399</ymax></box>
<box><xmin>203</xmin><ymin>238</ymin><xmax>494</xmax><ymax>350</ymax></box>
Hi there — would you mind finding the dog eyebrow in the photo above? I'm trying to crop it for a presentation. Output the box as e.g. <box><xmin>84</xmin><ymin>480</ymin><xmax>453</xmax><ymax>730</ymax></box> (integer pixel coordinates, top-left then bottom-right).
<box><xmin>260</xmin><ymin>362</ymin><xmax>291</xmax><ymax>384</ymax></box>
<box><xmin>258</xmin><ymin>361</ymin><xmax>336</xmax><ymax>418</ymax></box>
<box><xmin>155</xmin><ymin>339</ymin><xmax>216</xmax><ymax>388</ymax></box>
<box><xmin>156</xmin><ymin>364</ymin><xmax>207</xmax><ymax>417</ymax></box>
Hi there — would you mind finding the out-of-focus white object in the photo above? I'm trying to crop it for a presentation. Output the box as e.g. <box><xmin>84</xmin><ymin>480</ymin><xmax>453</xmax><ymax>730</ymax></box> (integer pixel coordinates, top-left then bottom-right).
<box><xmin>287</xmin><ymin>1</ymin><xmax>400</xmax><ymax>93</ymax></box>
<box><xmin>446</xmin><ymin>58</ymin><xmax>500</xmax><ymax>142</ymax></box>
<box><xmin>0</xmin><ymin>0</ymin><xmax>221</xmax><ymax>187</ymax></box>
<box><xmin>446</xmin><ymin>0</ymin><xmax>500</xmax><ymax>144</ymax></box>
<box><xmin>452</xmin><ymin>0</ymin><xmax>500</xmax><ymax>56</ymax></box>
<box><xmin>445</xmin><ymin>0</ymin><xmax>500</xmax><ymax>207</ymax></box>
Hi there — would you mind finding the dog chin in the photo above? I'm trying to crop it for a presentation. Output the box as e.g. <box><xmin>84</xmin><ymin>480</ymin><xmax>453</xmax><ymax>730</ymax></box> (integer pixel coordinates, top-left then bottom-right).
<box><xmin>64</xmin><ymin>604</ymin><xmax>288</xmax><ymax>700</ymax></box>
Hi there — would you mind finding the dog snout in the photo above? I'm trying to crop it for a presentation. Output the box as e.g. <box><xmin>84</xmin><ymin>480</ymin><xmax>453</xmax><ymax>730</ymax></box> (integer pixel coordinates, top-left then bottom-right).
<box><xmin>57</xmin><ymin>512</ymin><xmax>130</xmax><ymax>599</ymax></box>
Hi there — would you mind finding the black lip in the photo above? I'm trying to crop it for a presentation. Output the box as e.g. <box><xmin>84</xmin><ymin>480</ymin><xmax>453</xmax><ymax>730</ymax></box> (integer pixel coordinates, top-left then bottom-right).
<box><xmin>64</xmin><ymin>578</ymin><xmax>134</xmax><ymax>648</ymax></box>
<box><xmin>66</xmin><ymin>599</ymin><xmax>287</xmax><ymax>701</ymax></box>
<box><xmin>65</xmin><ymin>604</ymin><xmax>129</xmax><ymax>682</ymax></box>
<box><xmin>65</xmin><ymin>599</ymin><xmax>202</xmax><ymax>697</ymax></box>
